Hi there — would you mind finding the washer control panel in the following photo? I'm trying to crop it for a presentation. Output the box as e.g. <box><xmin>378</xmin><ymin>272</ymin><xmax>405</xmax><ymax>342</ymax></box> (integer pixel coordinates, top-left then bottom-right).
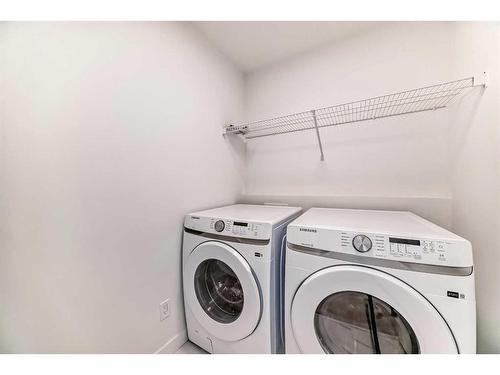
<box><xmin>288</xmin><ymin>224</ymin><xmax>472</xmax><ymax>268</ymax></box>
<box><xmin>184</xmin><ymin>215</ymin><xmax>272</xmax><ymax>240</ymax></box>
<box><xmin>340</xmin><ymin>232</ymin><xmax>464</xmax><ymax>266</ymax></box>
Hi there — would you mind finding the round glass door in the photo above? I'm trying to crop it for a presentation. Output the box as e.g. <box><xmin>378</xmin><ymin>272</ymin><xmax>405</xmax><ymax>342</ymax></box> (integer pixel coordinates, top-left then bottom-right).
<box><xmin>290</xmin><ymin>265</ymin><xmax>458</xmax><ymax>353</ymax></box>
<box><xmin>194</xmin><ymin>259</ymin><xmax>244</xmax><ymax>324</ymax></box>
<box><xmin>184</xmin><ymin>241</ymin><xmax>261</xmax><ymax>341</ymax></box>
<box><xmin>314</xmin><ymin>291</ymin><xmax>419</xmax><ymax>354</ymax></box>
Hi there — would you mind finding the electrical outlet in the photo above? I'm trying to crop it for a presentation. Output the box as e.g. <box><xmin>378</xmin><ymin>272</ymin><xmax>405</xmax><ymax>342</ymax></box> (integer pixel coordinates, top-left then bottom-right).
<box><xmin>160</xmin><ymin>299</ymin><xmax>170</xmax><ymax>321</ymax></box>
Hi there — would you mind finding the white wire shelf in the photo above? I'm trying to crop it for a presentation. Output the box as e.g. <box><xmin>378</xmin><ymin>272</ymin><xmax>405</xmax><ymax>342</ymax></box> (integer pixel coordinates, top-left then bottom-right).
<box><xmin>224</xmin><ymin>77</ymin><xmax>480</xmax><ymax>159</ymax></box>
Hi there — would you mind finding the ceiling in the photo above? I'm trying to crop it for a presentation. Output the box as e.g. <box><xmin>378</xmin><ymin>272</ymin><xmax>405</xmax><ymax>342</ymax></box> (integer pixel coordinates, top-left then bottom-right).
<box><xmin>193</xmin><ymin>21</ymin><xmax>386</xmax><ymax>73</ymax></box>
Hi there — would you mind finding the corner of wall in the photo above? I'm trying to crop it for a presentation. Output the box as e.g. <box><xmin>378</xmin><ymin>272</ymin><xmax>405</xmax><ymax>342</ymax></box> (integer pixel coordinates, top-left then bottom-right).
<box><xmin>154</xmin><ymin>330</ymin><xmax>188</xmax><ymax>354</ymax></box>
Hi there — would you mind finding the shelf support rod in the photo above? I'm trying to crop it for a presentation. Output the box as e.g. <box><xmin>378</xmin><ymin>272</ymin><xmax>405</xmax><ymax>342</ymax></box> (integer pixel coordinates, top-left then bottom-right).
<box><xmin>311</xmin><ymin>110</ymin><xmax>325</xmax><ymax>161</ymax></box>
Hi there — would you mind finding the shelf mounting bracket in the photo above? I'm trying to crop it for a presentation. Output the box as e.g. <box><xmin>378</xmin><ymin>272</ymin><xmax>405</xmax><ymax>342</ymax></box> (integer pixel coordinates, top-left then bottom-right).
<box><xmin>311</xmin><ymin>109</ymin><xmax>325</xmax><ymax>161</ymax></box>
<box><xmin>475</xmin><ymin>71</ymin><xmax>488</xmax><ymax>88</ymax></box>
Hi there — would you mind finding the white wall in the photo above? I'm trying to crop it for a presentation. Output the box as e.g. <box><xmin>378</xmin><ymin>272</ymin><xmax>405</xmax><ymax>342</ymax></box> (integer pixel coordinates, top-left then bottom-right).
<box><xmin>449</xmin><ymin>22</ymin><xmax>500</xmax><ymax>353</ymax></box>
<box><xmin>242</xmin><ymin>22</ymin><xmax>454</xmax><ymax>228</ymax></box>
<box><xmin>0</xmin><ymin>22</ymin><xmax>244</xmax><ymax>353</ymax></box>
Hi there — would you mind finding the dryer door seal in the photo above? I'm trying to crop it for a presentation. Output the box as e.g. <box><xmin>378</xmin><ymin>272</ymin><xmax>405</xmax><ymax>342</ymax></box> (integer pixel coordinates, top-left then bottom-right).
<box><xmin>291</xmin><ymin>265</ymin><xmax>457</xmax><ymax>353</ymax></box>
<box><xmin>185</xmin><ymin>241</ymin><xmax>261</xmax><ymax>342</ymax></box>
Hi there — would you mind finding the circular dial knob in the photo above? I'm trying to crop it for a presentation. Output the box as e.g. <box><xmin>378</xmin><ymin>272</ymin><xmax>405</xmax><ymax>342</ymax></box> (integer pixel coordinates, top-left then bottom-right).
<box><xmin>214</xmin><ymin>220</ymin><xmax>225</xmax><ymax>232</ymax></box>
<box><xmin>352</xmin><ymin>234</ymin><xmax>372</xmax><ymax>253</ymax></box>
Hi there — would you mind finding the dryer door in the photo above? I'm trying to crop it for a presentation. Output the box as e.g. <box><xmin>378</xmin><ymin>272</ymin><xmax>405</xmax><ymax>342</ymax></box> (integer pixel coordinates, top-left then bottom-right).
<box><xmin>291</xmin><ymin>265</ymin><xmax>458</xmax><ymax>353</ymax></box>
<box><xmin>185</xmin><ymin>241</ymin><xmax>261</xmax><ymax>341</ymax></box>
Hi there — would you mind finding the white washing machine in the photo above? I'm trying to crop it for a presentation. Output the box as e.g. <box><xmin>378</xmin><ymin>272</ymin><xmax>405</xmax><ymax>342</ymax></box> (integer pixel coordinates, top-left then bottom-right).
<box><xmin>183</xmin><ymin>204</ymin><xmax>302</xmax><ymax>353</ymax></box>
<box><xmin>285</xmin><ymin>208</ymin><xmax>476</xmax><ymax>354</ymax></box>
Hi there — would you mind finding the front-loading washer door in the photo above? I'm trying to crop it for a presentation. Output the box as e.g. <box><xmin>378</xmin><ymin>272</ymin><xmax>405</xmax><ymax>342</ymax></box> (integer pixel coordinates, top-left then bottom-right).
<box><xmin>185</xmin><ymin>241</ymin><xmax>261</xmax><ymax>342</ymax></box>
<box><xmin>291</xmin><ymin>265</ymin><xmax>458</xmax><ymax>354</ymax></box>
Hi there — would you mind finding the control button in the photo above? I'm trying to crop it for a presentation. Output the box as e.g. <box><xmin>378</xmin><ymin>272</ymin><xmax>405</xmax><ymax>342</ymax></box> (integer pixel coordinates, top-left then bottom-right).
<box><xmin>397</xmin><ymin>244</ymin><xmax>406</xmax><ymax>255</ymax></box>
<box><xmin>390</xmin><ymin>243</ymin><xmax>398</xmax><ymax>253</ymax></box>
<box><xmin>352</xmin><ymin>234</ymin><xmax>372</xmax><ymax>253</ymax></box>
<box><xmin>214</xmin><ymin>220</ymin><xmax>225</xmax><ymax>232</ymax></box>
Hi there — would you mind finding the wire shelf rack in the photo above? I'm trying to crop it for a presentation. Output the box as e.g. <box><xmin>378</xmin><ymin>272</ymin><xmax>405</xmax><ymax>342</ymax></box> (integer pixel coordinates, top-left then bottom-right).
<box><xmin>224</xmin><ymin>77</ymin><xmax>479</xmax><ymax>160</ymax></box>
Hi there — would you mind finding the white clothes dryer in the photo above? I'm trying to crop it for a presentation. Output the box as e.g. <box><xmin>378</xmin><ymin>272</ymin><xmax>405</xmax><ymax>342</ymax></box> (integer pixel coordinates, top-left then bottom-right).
<box><xmin>183</xmin><ymin>204</ymin><xmax>301</xmax><ymax>353</ymax></box>
<box><xmin>285</xmin><ymin>208</ymin><xmax>476</xmax><ymax>354</ymax></box>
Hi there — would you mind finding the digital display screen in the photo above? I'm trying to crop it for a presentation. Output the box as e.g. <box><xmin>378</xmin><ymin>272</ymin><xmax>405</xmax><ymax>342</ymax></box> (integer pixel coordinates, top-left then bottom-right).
<box><xmin>233</xmin><ymin>221</ymin><xmax>248</xmax><ymax>227</ymax></box>
<box><xmin>389</xmin><ymin>237</ymin><xmax>421</xmax><ymax>246</ymax></box>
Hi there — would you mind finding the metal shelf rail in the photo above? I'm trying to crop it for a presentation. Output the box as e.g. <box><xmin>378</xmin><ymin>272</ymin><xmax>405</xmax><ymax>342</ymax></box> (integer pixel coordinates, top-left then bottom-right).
<box><xmin>224</xmin><ymin>77</ymin><xmax>483</xmax><ymax>161</ymax></box>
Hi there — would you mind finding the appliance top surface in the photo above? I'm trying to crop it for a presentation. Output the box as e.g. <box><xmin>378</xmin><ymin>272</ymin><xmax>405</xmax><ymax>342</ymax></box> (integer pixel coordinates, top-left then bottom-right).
<box><xmin>188</xmin><ymin>204</ymin><xmax>302</xmax><ymax>225</ymax></box>
<box><xmin>291</xmin><ymin>208</ymin><xmax>464</xmax><ymax>240</ymax></box>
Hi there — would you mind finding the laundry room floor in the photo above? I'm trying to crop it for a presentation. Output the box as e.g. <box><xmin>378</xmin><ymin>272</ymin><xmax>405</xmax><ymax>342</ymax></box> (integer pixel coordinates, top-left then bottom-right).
<box><xmin>175</xmin><ymin>341</ymin><xmax>207</xmax><ymax>354</ymax></box>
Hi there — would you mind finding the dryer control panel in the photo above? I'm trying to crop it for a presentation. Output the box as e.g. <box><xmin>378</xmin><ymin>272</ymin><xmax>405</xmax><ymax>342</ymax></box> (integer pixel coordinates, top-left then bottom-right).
<box><xmin>184</xmin><ymin>215</ymin><xmax>272</xmax><ymax>240</ymax></box>
<box><xmin>288</xmin><ymin>227</ymin><xmax>473</xmax><ymax>268</ymax></box>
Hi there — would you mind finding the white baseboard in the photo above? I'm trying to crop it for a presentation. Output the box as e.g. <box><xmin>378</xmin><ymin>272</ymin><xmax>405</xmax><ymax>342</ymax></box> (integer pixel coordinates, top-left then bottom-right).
<box><xmin>154</xmin><ymin>330</ymin><xmax>188</xmax><ymax>354</ymax></box>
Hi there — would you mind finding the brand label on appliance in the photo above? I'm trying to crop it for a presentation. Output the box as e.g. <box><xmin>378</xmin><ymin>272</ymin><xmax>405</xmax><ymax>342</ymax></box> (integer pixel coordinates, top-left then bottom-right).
<box><xmin>299</xmin><ymin>228</ymin><xmax>317</xmax><ymax>233</ymax></box>
<box><xmin>447</xmin><ymin>291</ymin><xmax>465</xmax><ymax>299</ymax></box>
<box><xmin>447</xmin><ymin>291</ymin><xmax>459</xmax><ymax>298</ymax></box>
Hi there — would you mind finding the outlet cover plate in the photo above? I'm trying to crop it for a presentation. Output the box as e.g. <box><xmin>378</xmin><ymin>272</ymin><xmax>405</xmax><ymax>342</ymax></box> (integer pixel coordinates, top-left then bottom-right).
<box><xmin>160</xmin><ymin>299</ymin><xmax>170</xmax><ymax>321</ymax></box>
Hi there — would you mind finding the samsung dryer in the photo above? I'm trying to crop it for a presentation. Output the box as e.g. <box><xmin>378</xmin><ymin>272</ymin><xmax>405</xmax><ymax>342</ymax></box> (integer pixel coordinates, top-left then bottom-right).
<box><xmin>285</xmin><ymin>208</ymin><xmax>476</xmax><ymax>354</ymax></box>
<box><xmin>183</xmin><ymin>204</ymin><xmax>301</xmax><ymax>353</ymax></box>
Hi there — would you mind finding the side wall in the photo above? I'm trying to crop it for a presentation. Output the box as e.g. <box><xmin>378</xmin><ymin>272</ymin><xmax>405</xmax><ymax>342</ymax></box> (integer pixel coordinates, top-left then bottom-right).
<box><xmin>449</xmin><ymin>22</ymin><xmax>500</xmax><ymax>353</ymax></box>
<box><xmin>0</xmin><ymin>22</ymin><xmax>244</xmax><ymax>353</ymax></box>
